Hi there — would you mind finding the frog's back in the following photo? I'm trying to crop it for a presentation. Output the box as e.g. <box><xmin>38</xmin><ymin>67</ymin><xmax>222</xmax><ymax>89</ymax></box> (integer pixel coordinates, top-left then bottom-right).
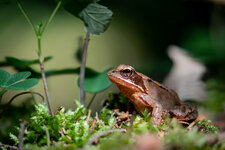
<box><xmin>145</xmin><ymin>77</ymin><xmax>182</xmax><ymax>109</ymax></box>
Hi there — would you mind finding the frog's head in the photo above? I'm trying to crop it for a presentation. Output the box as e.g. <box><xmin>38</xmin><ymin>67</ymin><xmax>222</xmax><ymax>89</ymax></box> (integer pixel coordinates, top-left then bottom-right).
<box><xmin>107</xmin><ymin>64</ymin><xmax>146</xmax><ymax>93</ymax></box>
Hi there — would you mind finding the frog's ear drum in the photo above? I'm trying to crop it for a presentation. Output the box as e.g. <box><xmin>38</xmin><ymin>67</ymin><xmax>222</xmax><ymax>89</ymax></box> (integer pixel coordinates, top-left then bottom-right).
<box><xmin>121</xmin><ymin>68</ymin><xmax>135</xmax><ymax>78</ymax></box>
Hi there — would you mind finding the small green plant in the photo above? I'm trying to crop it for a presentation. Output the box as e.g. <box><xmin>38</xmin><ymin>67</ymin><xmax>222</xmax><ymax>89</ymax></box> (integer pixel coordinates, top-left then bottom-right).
<box><xmin>0</xmin><ymin>69</ymin><xmax>39</xmax><ymax>118</ymax></box>
<box><xmin>0</xmin><ymin>69</ymin><xmax>38</xmax><ymax>92</ymax></box>
<box><xmin>13</xmin><ymin>0</ymin><xmax>113</xmax><ymax>113</ymax></box>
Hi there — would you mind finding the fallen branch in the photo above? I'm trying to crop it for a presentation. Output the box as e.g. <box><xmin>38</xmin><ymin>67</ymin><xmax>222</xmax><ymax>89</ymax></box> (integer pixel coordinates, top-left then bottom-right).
<box><xmin>0</xmin><ymin>143</ymin><xmax>18</xmax><ymax>150</ymax></box>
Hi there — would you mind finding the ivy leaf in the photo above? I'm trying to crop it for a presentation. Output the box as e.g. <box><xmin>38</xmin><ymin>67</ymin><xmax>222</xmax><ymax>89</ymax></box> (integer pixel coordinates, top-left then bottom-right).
<box><xmin>77</xmin><ymin>68</ymin><xmax>112</xmax><ymax>93</ymax></box>
<box><xmin>0</xmin><ymin>69</ymin><xmax>38</xmax><ymax>90</ymax></box>
<box><xmin>79</xmin><ymin>3</ymin><xmax>113</xmax><ymax>35</ymax></box>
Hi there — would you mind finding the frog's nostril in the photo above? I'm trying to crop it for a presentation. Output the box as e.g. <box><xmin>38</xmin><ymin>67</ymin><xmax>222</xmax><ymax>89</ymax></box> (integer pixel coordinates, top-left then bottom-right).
<box><xmin>112</xmin><ymin>70</ymin><xmax>116</xmax><ymax>73</ymax></box>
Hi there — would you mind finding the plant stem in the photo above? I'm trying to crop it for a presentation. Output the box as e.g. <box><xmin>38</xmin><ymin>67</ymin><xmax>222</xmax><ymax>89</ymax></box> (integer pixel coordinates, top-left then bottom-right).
<box><xmin>41</xmin><ymin>0</ymin><xmax>62</xmax><ymax>35</ymax></box>
<box><xmin>16</xmin><ymin>0</ymin><xmax>37</xmax><ymax>35</ymax></box>
<box><xmin>37</xmin><ymin>35</ymin><xmax>53</xmax><ymax>116</ymax></box>
<box><xmin>79</xmin><ymin>33</ymin><xmax>90</xmax><ymax>106</ymax></box>
<box><xmin>87</xmin><ymin>93</ymin><xmax>97</xmax><ymax>109</ymax></box>
<box><xmin>18</xmin><ymin>119</ymin><xmax>26</xmax><ymax>150</ymax></box>
<box><xmin>44</xmin><ymin>125</ymin><xmax>50</xmax><ymax>146</ymax></box>
<box><xmin>0</xmin><ymin>90</ymin><xmax>7</xmax><ymax>103</ymax></box>
<box><xmin>38</xmin><ymin>51</ymin><xmax>54</xmax><ymax>116</ymax></box>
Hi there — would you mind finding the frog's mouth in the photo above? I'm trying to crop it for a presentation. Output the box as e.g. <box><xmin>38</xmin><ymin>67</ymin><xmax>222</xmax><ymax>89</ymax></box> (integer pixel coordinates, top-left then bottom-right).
<box><xmin>107</xmin><ymin>70</ymin><xmax>145</xmax><ymax>93</ymax></box>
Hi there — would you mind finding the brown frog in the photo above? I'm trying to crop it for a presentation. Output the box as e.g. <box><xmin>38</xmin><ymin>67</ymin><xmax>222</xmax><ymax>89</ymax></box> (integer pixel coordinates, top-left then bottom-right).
<box><xmin>107</xmin><ymin>64</ymin><xmax>198</xmax><ymax>126</ymax></box>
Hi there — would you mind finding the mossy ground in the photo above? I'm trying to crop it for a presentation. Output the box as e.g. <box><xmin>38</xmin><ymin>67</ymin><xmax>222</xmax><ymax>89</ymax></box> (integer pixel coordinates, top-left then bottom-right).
<box><xmin>1</xmin><ymin>93</ymin><xmax>224</xmax><ymax>150</ymax></box>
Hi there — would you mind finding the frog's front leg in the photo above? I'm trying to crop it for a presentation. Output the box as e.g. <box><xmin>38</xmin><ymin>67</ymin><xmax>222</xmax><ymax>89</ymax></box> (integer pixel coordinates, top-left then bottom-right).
<box><xmin>132</xmin><ymin>93</ymin><xmax>163</xmax><ymax>126</ymax></box>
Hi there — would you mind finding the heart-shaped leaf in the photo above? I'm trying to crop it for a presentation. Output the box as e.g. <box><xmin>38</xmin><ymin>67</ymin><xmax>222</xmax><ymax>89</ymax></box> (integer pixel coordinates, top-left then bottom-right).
<box><xmin>77</xmin><ymin>68</ymin><xmax>112</xmax><ymax>93</ymax></box>
<box><xmin>0</xmin><ymin>69</ymin><xmax>38</xmax><ymax>90</ymax></box>
<box><xmin>79</xmin><ymin>3</ymin><xmax>113</xmax><ymax>35</ymax></box>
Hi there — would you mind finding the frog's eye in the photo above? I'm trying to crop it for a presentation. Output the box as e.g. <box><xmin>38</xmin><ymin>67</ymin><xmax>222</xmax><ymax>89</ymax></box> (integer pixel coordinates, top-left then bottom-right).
<box><xmin>121</xmin><ymin>68</ymin><xmax>135</xmax><ymax>78</ymax></box>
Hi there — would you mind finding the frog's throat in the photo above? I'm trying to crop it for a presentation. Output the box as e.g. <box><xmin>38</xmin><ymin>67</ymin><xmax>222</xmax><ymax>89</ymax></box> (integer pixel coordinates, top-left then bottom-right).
<box><xmin>109</xmin><ymin>75</ymin><xmax>145</xmax><ymax>93</ymax></box>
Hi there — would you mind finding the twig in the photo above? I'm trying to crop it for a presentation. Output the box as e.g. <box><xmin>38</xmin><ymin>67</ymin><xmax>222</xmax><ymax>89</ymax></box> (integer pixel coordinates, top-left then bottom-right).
<box><xmin>95</xmin><ymin>112</ymin><xmax>99</xmax><ymax>121</ymax></box>
<box><xmin>86</xmin><ymin>129</ymin><xmax>126</xmax><ymax>145</ymax></box>
<box><xmin>0</xmin><ymin>143</ymin><xmax>18</xmax><ymax>150</ymax></box>
<box><xmin>87</xmin><ymin>93</ymin><xmax>97</xmax><ymax>109</ymax></box>
<box><xmin>43</xmin><ymin>125</ymin><xmax>50</xmax><ymax>146</ymax></box>
<box><xmin>86</xmin><ymin>110</ymin><xmax>91</xmax><ymax>122</ymax></box>
<box><xmin>79</xmin><ymin>33</ymin><xmax>90</xmax><ymax>106</ymax></box>
<box><xmin>89</xmin><ymin>120</ymin><xmax>96</xmax><ymax>135</ymax></box>
<box><xmin>18</xmin><ymin>119</ymin><xmax>26</xmax><ymax>150</ymax></box>
<box><xmin>0</xmin><ymin>91</ymin><xmax>44</xmax><ymax>119</ymax></box>
<box><xmin>127</xmin><ymin>111</ymin><xmax>136</xmax><ymax>136</ymax></box>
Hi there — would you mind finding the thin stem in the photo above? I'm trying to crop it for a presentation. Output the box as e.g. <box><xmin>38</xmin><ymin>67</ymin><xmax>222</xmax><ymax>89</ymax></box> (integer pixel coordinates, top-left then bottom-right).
<box><xmin>0</xmin><ymin>90</ymin><xmax>7</xmax><ymax>103</ymax></box>
<box><xmin>41</xmin><ymin>0</ymin><xmax>62</xmax><ymax>35</ymax></box>
<box><xmin>87</xmin><ymin>93</ymin><xmax>97</xmax><ymax>109</ymax></box>
<box><xmin>37</xmin><ymin>36</ymin><xmax>42</xmax><ymax>56</ymax></box>
<box><xmin>0</xmin><ymin>91</ymin><xmax>44</xmax><ymax>119</ymax></box>
<box><xmin>39</xmin><ymin>56</ymin><xmax>54</xmax><ymax>116</ymax></box>
<box><xmin>18</xmin><ymin>119</ymin><xmax>26</xmax><ymax>150</ymax></box>
<box><xmin>37</xmin><ymin>30</ymin><xmax>53</xmax><ymax>116</ymax></box>
<box><xmin>43</xmin><ymin>125</ymin><xmax>50</xmax><ymax>146</ymax></box>
<box><xmin>127</xmin><ymin>111</ymin><xmax>136</xmax><ymax>136</ymax></box>
<box><xmin>80</xmin><ymin>33</ymin><xmax>90</xmax><ymax>106</ymax></box>
<box><xmin>16</xmin><ymin>0</ymin><xmax>37</xmax><ymax>35</ymax></box>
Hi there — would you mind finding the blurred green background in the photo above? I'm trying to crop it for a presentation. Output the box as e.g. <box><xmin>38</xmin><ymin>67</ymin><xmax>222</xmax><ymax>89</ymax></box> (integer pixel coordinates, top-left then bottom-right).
<box><xmin>0</xmin><ymin>0</ymin><xmax>225</xmax><ymax>112</ymax></box>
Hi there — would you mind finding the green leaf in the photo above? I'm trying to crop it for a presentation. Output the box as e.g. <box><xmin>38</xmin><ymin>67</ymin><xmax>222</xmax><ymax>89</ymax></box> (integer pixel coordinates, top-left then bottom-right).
<box><xmin>0</xmin><ymin>69</ymin><xmax>10</xmax><ymax>85</ymax></box>
<box><xmin>78</xmin><ymin>68</ymin><xmax>112</xmax><ymax>93</ymax></box>
<box><xmin>6</xmin><ymin>56</ymin><xmax>52</xmax><ymax>69</ymax></box>
<box><xmin>79</xmin><ymin>3</ymin><xmax>113</xmax><ymax>35</ymax></box>
<box><xmin>0</xmin><ymin>69</ymin><xmax>38</xmax><ymax>90</ymax></box>
<box><xmin>6</xmin><ymin>72</ymin><xmax>31</xmax><ymax>86</ymax></box>
<box><xmin>6</xmin><ymin>78</ymin><xmax>39</xmax><ymax>90</ymax></box>
<box><xmin>6</xmin><ymin>57</ymin><xmax>31</xmax><ymax>70</ymax></box>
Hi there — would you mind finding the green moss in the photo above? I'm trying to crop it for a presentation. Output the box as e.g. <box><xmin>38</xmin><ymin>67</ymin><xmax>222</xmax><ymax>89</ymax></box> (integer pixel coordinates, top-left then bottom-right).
<box><xmin>7</xmin><ymin>99</ymin><xmax>224</xmax><ymax>150</ymax></box>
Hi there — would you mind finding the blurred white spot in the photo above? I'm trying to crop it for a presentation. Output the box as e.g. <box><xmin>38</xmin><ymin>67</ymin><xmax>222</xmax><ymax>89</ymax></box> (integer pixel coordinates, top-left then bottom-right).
<box><xmin>163</xmin><ymin>45</ymin><xmax>207</xmax><ymax>101</ymax></box>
